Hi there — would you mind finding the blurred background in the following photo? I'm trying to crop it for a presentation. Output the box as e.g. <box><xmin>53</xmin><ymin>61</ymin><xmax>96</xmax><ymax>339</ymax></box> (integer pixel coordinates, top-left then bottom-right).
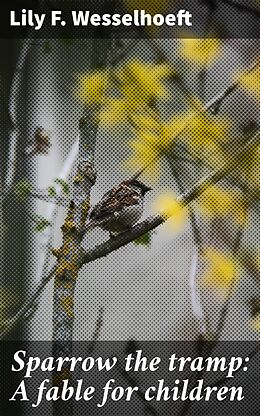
<box><xmin>0</xmin><ymin>0</ymin><xmax>260</xmax><ymax>414</ymax></box>
<box><xmin>1</xmin><ymin>37</ymin><xmax>258</xmax><ymax>341</ymax></box>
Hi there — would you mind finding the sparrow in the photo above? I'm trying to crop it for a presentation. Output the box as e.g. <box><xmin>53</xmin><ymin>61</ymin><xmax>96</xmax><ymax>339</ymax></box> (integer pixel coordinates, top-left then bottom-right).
<box><xmin>87</xmin><ymin>179</ymin><xmax>151</xmax><ymax>234</ymax></box>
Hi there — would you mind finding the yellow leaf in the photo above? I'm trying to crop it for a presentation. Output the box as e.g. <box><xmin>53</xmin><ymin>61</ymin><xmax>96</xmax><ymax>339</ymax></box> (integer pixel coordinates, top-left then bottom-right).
<box><xmin>196</xmin><ymin>185</ymin><xmax>248</xmax><ymax>226</ymax></box>
<box><xmin>250</xmin><ymin>314</ymin><xmax>260</xmax><ymax>332</ymax></box>
<box><xmin>237</xmin><ymin>64</ymin><xmax>260</xmax><ymax>101</ymax></box>
<box><xmin>180</xmin><ymin>38</ymin><xmax>221</xmax><ymax>67</ymax></box>
<box><xmin>119</xmin><ymin>59</ymin><xmax>172</xmax><ymax>101</ymax></box>
<box><xmin>201</xmin><ymin>247</ymin><xmax>239</xmax><ymax>289</ymax></box>
<box><xmin>75</xmin><ymin>71</ymin><xmax>108</xmax><ymax>106</ymax></box>
<box><xmin>124</xmin><ymin>139</ymin><xmax>161</xmax><ymax>181</ymax></box>
<box><xmin>186</xmin><ymin>113</ymin><xmax>230</xmax><ymax>148</ymax></box>
<box><xmin>98</xmin><ymin>98</ymin><xmax>128</xmax><ymax>126</ymax></box>
<box><xmin>152</xmin><ymin>191</ymin><xmax>187</xmax><ymax>233</ymax></box>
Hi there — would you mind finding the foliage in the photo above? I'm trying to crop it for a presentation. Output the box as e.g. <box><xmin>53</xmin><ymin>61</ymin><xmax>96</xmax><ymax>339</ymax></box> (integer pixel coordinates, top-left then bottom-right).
<box><xmin>34</xmin><ymin>215</ymin><xmax>51</xmax><ymax>232</ymax></box>
<box><xmin>152</xmin><ymin>191</ymin><xmax>187</xmax><ymax>234</ymax></box>
<box><xmin>200</xmin><ymin>247</ymin><xmax>239</xmax><ymax>290</ymax></box>
<box><xmin>14</xmin><ymin>179</ymin><xmax>33</xmax><ymax>201</ymax></box>
<box><xmin>180</xmin><ymin>38</ymin><xmax>221</xmax><ymax>67</ymax></box>
<box><xmin>196</xmin><ymin>185</ymin><xmax>248</xmax><ymax>226</ymax></box>
<box><xmin>238</xmin><ymin>64</ymin><xmax>260</xmax><ymax>101</ymax></box>
<box><xmin>133</xmin><ymin>231</ymin><xmax>152</xmax><ymax>247</ymax></box>
<box><xmin>54</xmin><ymin>178</ymin><xmax>70</xmax><ymax>195</ymax></box>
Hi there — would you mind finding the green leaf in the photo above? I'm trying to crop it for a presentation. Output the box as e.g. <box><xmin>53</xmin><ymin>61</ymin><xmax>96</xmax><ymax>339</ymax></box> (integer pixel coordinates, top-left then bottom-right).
<box><xmin>14</xmin><ymin>180</ymin><xmax>33</xmax><ymax>201</ymax></box>
<box><xmin>48</xmin><ymin>186</ymin><xmax>57</xmax><ymax>197</ymax></box>
<box><xmin>34</xmin><ymin>215</ymin><xmax>51</xmax><ymax>232</ymax></box>
<box><xmin>133</xmin><ymin>232</ymin><xmax>152</xmax><ymax>247</ymax></box>
<box><xmin>54</xmin><ymin>178</ymin><xmax>70</xmax><ymax>195</ymax></box>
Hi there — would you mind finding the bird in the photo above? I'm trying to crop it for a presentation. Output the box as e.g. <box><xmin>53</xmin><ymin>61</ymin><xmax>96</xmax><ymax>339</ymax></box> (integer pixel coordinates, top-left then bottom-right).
<box><xmin>87</xmin><ymin>178</ymin><xmax>151</xmax><ymax>235</ymax></box>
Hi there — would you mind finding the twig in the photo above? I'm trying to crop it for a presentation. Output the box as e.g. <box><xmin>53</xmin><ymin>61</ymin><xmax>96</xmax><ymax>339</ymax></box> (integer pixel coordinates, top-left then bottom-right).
<box><xmin>220</xmin><ymin>0</ymin><xmax>260</xmax><ymax>18</ymax></box>
<box><xmin>87</xmin><ymin>307</ymin><xmax>105</xmax><ymax>353</ymax></box>
<box><xmin>213</xmin><ymin>191</ymin><xmax>250</xmax><ymax>342</ymax></box>
<box><xmin>5</xmin><ymin>38</ymin><xmax>34</xmax><ymax>193</ymax></box>
<box><xmin>132</xmin><ymin>48</ymin><xmax>259</xmax><ymax>177</ymax></box>
<box><xmin>1</xmin><ymin>129</ymin><xmax>259</xmax><ymax>339</ymax></box>
<box><xmin>0</xmin><ymin>264</ymin><xmax>56</xmax><ymax>339</ymax></box>
<box><xmin>14</xmin><ymin>140</ymin><xmax>80</xmax><ymax>328</ymax></box>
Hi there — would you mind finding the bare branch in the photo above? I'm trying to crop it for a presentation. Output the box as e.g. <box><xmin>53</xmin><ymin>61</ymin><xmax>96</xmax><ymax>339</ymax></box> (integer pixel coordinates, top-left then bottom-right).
<box><xmin>5</xmin><ymin>38</ymin><xmax>34</xmax><ymax>193</ymax></box>
<box><xmin>87</xmin><ymin>307</ymin><xmax>105</xmax><ymax>354</ymax></box>
<box><xmin>150</xmin><ymin>38</ymin><xmax>259</xmax><ymax>118</ymax></box>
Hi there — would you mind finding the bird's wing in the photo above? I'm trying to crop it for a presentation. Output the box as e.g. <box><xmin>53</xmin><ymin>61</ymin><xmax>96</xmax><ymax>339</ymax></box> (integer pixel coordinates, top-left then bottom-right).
<box><xmin>89</xmin><ymin>183</ymin><xmax>140</xmax><ymax>221</ymax></box>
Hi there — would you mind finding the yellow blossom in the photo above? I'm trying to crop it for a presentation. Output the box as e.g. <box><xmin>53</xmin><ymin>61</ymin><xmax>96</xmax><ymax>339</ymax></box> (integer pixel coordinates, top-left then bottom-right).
<box><xmin>98</xmin><ymin>98</ymin><xmax>128</xmax><ymax>126</ymax></box>
<box><xmin>118</xmin><ymin>59</ymin><xmax>172</xmax><ymax>101</ymax></box>
<box><xmin>152</xmin><ymin>191</ymin><xmax>187</xmax><ymax>233</ymax></box>
<box><xmin>124</xmin><ymin>139</ymin><xmax>161</xmax><ymax>181</ymax></box>
<box><xmin>161</xmin><ymin>113</ymin><xmax>192</xmax><ymax>149</ymax></box>
<box><xmin>124</xmin><ymin>110</ymin><xmax>206</xmax><ymax>181</ymax></box>
<box><xmin>124</xmin><ymin>113</ymin><xmax>187</xmax><ymax>181</ymax></box>
<box><xmin>196</xmin><ymin>185</ymin><xmax>248</xmax><ymax>226</ymax></box>
<box><xmin>240</xmin><ymin>146</ymin><xmax>260</xmax><ymax>192</ymax></box>
<box><xmin>201</xmin><ymin>247</ymin><xmax>239</xmax><ymax>289</ymax></box>
<box><xmin>250</xmin><ymin>314</ymin><xmax>260</xmax><ymax>331</ymax></box>
<box><xmin>180</xmin><ymin>38</ymin><xmax>221</xmax><ymax>67</ymax></box>
<box><xmin>76</xmin><ymin>70</ymin><xmax>108</xmax><ymax>106</ymax></box>
<box><xmin>129</xmin><ymin>112</ymin><xmax>160</xmax><ymax>131</ymax></box>
<box><xmin>185</xmin><ymin>113</ymin><xmax>230</xmax><ymax>149</ymax></box>
<box><xmin>237</xmin><ymin>64</ymin><xmax>260</xmax><ymax>101</ymax></box>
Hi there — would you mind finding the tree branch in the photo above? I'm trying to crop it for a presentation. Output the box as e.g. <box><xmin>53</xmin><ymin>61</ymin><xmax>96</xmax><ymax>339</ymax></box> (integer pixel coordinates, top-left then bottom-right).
<box><xmin>5</xmin><ymin>38</ymin><xmax>34</xmax><ymax>194</ymax></box>
<box><xmin>1</xmin><ymin>128</ymin><xmax>259</xmax><ymax>340</ymax></box>
<box><xmin>80</xmin><ymin>129</ymin><xmax>259</xmax><ymax>263</ymax></box>
<box><xmin>51</xmin><ymin>115</ymin><xmax>98</xmax><ymax>415</ymax></box>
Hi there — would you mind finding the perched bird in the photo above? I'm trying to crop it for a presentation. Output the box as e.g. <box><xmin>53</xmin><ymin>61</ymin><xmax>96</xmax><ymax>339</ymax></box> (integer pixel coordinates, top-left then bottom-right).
<box><xmin>87</xmin><ymin>179</ymin><xmax>151</xmax><ymax>234</ymax></box>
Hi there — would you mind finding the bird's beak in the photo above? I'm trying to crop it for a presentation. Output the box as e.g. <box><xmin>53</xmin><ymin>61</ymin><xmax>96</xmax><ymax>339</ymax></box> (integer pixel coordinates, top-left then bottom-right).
<box><xmin>143</xmin><ymin>185</ymin><xmax>152</xmax><ymax>193</ymax></box>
